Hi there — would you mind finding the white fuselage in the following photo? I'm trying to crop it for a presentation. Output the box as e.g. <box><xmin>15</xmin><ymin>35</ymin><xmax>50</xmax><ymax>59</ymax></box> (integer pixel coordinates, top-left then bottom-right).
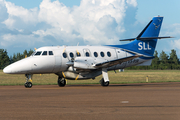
<box><xmin>3</xmin><ymin>45</ymin><xmax>150</xmax><ymax>80</ymax></box>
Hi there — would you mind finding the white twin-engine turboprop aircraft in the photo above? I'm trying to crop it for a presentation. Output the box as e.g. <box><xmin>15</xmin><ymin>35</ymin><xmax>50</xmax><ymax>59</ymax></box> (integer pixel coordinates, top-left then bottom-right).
<box><xmin>3</xmin><ymin>16</ymin><xmax>172</xmax><ymax>88</ymax></box>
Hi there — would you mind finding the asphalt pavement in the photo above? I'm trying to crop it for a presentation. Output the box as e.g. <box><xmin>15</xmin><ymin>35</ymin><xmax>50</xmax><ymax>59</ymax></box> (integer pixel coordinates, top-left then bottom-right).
<box><xmin>0</xmin><ymin>82</ymin><xmax>180</xmax><ymax>120</ymax></box>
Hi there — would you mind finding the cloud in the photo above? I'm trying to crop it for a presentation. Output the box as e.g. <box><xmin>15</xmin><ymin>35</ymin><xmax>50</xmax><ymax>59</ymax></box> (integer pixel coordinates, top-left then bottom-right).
<box><xmin>159</xmin><ymin>23</ymin><xmax>180</xmax><ymax>56</ymax></box>
<box><xmin>161</xmin><ymin>23</ymin><xmax>180</xmax><ymax>37</ymax></box>
<box><xmin>126</xmin><ymin>0</ymin><xmax>137</xmax><ymax>7</ymax></box>
<box><xmin>0</xmin><ymin>0</ymin><xmax>138</xmax><ymax>55</ymax></box>
<box><xmin>0</xmin><ymin>0</ymin><xmax>8</xmax><ymax>22</ymax></box>
<box><xmin>171</xmin><ymin>39</ymin><xmax>180</xmax><ymax>48</ymax></box>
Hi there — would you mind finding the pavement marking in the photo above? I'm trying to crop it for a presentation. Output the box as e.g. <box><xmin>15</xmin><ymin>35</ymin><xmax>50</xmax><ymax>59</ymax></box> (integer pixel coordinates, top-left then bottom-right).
<box><xmin>121</xmin><ymin>101</ymin><xmax>129</xmax><ymax>103</ymax></box>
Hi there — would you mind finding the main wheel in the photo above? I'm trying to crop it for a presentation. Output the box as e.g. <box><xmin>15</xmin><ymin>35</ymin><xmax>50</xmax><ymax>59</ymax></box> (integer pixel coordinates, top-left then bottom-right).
<box><xmin>24</xmin><ymin>82</ymin><xmax>32</xmax><ymax>88</ymax></box>
<box><xmin>57</xmin><ymin>77</ymin><xmax>66</xmax><ymax>87</ymax></box>
<box><xmin>100</xmin><ymin>78</ymin><xmax>109</xmax><ymax>87</ymax></box>
<box><xmin>27</xmin><ymin>82</ymin><xmax>32</xmax><ymax>88</ymax></box>
<box><xmin>24</xmin><ymin>82</ymin><xmax>28</xmax><ymax>88</ymax></box>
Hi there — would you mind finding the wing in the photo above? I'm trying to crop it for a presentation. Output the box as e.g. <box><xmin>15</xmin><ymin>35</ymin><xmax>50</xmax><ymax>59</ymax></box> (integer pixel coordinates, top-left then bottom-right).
<box><xmin>93</xmin><ymin>55</ymin><xmax>141</xmax><ymax>68</ymax></box>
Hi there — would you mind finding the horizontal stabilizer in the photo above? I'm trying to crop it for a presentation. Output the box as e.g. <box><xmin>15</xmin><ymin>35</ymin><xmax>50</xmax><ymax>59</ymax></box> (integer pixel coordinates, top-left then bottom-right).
<box><xmin>120</xmin><ymin>38</ymin><xmax>137</xmax><ymax>41</ymax></box>
<box><xmin>120</xmin><ymin>36</ymin><xmax>173</xmax><ymax>41</ymax></box>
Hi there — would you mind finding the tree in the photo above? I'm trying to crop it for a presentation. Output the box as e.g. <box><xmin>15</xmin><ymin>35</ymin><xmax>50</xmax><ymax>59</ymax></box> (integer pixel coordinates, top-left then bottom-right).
<box><xmin>169</xmin><ymin>49</ymin><xmax>179</xmax><ymax>64</ymax></box>
<box><xmin>151</xmin><ymin>51</ymin><xmax>159</xmax><ymax>69</ymax></box>
<box><xmin>159</xmin><ymin>50</ymin><xmax>169</xmax><ymax>64</ymax></box>
<box><xmin>12</xmin><ymin>53</ymin><xmax>17</xmax><ymax>63</ymax></box>
<box><xmin>159</xmin><ymin>50</ymin><xmax>171</xmax><ymax>69</ymax></box>
<box><xmin>27</xmin><ymin>49</ymin><xmax>34</xmax><ymax>57</ymax></box>
<box><xmin>0</xmin><ymin>49</ymin><xmax>10</xmax><ymax>69</ymax></box>
<box><xmin>23</xmin><ymin>50</ymin><xmax>28</xmax><ymax>58</ymax></box>
<box><xmin>169</xmin><ymin>49</ymin><xmax>179</xmax><ymax>69</ymax></box>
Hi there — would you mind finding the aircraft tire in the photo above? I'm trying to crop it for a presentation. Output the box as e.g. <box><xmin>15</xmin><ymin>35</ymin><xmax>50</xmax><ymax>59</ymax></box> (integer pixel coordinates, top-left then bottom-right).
<box><xmin>100</xmin><ymin>78</ymin><xmax>109</xmax><ymax>87</ymax></box>
<box><xmin>57</xmin><ymin>77</ymin><xmax>66</xmax><ymax>87</ymax></box>
<box><xmin>24</xmin><ymin>82</ymin><xmax>32</xmax><ymax>88</ymax></box>
<box><xmin>24</xmin><ymin>83</ymin><xmax>28</xmax><ymax>88</ymax></box>
<box><xmin>27</xmin><ymin>82</ymin><xmax>32</xmax><ymax>88</ymax></box>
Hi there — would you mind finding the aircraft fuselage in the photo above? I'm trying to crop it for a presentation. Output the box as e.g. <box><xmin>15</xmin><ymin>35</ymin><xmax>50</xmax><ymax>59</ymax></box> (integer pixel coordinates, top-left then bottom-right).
<box><xmin>3</xmin><ymin>45</ymin><xmax>150</xmax><ymax>80</ymax></box>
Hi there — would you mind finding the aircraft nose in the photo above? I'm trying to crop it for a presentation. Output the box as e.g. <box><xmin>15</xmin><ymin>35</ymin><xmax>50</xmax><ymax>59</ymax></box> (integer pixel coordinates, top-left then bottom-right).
<box><xmin>3</xmin><ymin>58</ymin><xmax>32</xmax><ymax>74</ymax></box>
<box><xmin>3</xmin><ymin>66</ymin><xmax>12</xmax><ymax>74</ymax></box>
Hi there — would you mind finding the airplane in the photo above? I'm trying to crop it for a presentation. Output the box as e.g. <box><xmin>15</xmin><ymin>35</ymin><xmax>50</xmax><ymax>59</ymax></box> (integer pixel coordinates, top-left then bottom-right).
<box><xmin>3</xmin><ymin>16</ymin><xmax>172</xmax><ymax>88</ymax></box>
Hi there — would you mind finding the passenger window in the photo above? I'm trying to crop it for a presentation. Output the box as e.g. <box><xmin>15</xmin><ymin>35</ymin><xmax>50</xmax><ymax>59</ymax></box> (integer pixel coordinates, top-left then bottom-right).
<box><xmin>100</xmin><ymin>52</ymin><xmax>104</xmax><ymax>57</ymax></box>
<box><xmin>63</xmin><ymin>52</ymin><xmax>67</xmax><ymax>58</ymax></box>
<box><xmin>107</xmin><ymin>51</ymin><xmax>111</xmax><ymax>57</ymax></box>
<box><xmin>85</xmin><ymin>52</ymin><xmax>90</xmax><ymax>57</ymax></box>
<box><xmin>69</xmin><ymin>52</ymin><xmax>74</xmax><ymax>58</ymax></box>
<box><xmin>94</xmin><ymin>52</ymin><xmax>98</xmax><ymax>57</ymax></box>
<box><xmin>35</xmin><ymin>51</ymin><xmax>42</xmax><ymax>56</ymax></box>
<box><xmin>76</xmin><ymin>52</ymin><xmax>81</xmax><ymax>57</ymax></box>
<box><xmin>42</xmin><ymin>51</ymin><xmax>47</xmax><ymax>55</ymax></box>
<box><xmin>49</xmin><ymin>51</ymin><xmax>53</xmax><ymax>55</ymax></box>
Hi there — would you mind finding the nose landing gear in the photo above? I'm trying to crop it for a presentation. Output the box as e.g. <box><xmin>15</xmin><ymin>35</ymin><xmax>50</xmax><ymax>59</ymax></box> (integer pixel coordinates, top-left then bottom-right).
<box><xmin>25</xmin><ymin>74</ymin><xmax>33</xmax><ymax>88</ymax></box>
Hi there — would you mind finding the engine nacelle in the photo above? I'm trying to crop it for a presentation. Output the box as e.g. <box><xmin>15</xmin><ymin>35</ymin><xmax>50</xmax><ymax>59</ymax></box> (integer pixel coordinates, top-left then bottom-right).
<box><xmin>74</xmin><ymin>57</ymin><xmax>95</xmax><ymax>69</ymax></box>
<box><xmin>74</xmin><ymin>57</ymin><xmax>107</xmax><ymax>70</ymax></box>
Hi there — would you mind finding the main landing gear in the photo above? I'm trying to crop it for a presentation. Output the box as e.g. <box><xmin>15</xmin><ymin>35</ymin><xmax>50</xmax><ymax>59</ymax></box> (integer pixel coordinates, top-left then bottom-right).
<box><xmin>100</xmin><ymin>68</ymin><xmax>110</xmax><ymax>87</ymax></box>
<box><xmin>57</xmin><ymin>77</ymin><xmax>66</xmax><ymax>87</ymax></box>
<box><xmin>24</xmin><ymin>74</ymin><xmax>33</xmax><ymax>88</ymax></box>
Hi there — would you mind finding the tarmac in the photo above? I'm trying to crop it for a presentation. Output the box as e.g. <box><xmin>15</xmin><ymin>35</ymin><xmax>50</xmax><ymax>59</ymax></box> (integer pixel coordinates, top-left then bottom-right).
<box><xmin>0</xmin><ymin>82</ymin><xmax>180</xmax><ymax>120</ymax></box>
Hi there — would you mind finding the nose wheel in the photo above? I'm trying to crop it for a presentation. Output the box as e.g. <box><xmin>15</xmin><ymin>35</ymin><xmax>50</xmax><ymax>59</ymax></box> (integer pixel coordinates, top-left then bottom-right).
<box><xmin>25</xmin><ymin>74</ymin><xmax>33</xmax><ymax>88</ymax></box>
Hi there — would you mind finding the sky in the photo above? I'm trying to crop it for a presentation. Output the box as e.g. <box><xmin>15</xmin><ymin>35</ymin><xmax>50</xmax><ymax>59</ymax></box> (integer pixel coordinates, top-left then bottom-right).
<box><xmin>0</xmin><ymin>0</ymin><xmax>180</xmax><ymax>57</ymax></box>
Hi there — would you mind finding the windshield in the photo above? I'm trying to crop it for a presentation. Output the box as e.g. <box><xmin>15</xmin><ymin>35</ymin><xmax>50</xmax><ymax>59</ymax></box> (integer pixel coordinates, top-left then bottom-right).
<box><xmin>35</xmin><ymin>51</ymin><xmax>42</xmax><ymax>56</ymax></box>
<box><xmin>42</xmin><ymin>51</ymin><xmax>47</xmax><ymax>55</ymax></box>
<box><xmin>31</xmin><ymin>51</ymin><xmax>53</xmax><ymax>56</ymax></box>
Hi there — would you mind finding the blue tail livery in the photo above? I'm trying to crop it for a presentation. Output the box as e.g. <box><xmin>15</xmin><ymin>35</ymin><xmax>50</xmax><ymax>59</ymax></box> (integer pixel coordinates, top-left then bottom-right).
<box><xmin>108</xmin><ymin>16</ymin><xmax>172</xmax><ymax>57</ymax></box>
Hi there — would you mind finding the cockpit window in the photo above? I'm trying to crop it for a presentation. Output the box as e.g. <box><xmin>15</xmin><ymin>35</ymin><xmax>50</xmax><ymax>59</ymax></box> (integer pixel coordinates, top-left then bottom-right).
<box><xmin>35</xmin><ymin>51</ymin><xmax>42</xmax><ymax>56</ymax></box>
<box><xmin>49</xmin><ymin>51</ymin><xmax>53</xmax><ymax>55</ymax></box>
<box><xmin>42</xmin><ymin>51</ymin><xmax>47</xmax><ymax>55</ymax></box>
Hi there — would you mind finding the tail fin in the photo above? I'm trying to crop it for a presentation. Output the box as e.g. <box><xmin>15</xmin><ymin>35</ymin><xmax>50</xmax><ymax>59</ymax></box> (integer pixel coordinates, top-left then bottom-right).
<box><xmin>119</xmin><ymin>16</ymin><xmax>170</xmax><ymax>56</ymax></box>
<box><xmin>137</xmin><ymin>16</ymin><xmax>162</xmax><ymax>38</ymax></box>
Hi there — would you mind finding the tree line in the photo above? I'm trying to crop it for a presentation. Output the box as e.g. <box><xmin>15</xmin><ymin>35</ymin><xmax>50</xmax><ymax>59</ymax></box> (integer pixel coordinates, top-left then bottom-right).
<box><xmin>0</xmin><ymin>49</ymin><xmax>180</xmax><ymax>70</ymax></box>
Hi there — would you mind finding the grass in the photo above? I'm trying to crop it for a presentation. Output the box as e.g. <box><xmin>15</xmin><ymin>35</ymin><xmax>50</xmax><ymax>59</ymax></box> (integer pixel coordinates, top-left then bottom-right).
<box><xmin>1</xmin><ymin>70</ymin><xmax>180</xmax><ymax>86</ymax></box>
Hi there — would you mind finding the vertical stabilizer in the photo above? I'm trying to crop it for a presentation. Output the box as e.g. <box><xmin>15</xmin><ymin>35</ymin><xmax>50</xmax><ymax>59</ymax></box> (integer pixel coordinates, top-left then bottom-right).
<box><xmin>119</xmin><ymin>16</ymin><xmax>164</xmax><ymax>56</ymax></box>
<box><xmin>137</xmin><ymin>16</ymin><xmax>163</xmax><ymax>38</ymax></box>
